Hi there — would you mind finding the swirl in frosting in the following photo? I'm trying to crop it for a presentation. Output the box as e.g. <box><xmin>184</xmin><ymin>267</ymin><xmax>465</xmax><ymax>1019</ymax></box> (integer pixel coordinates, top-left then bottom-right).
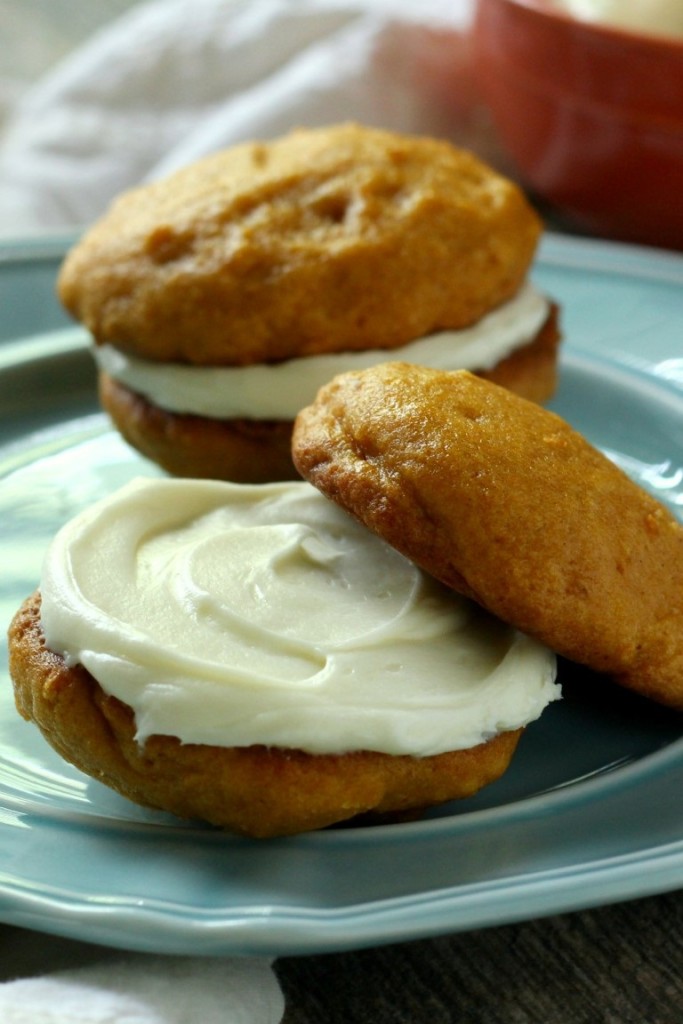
<box><xmin>39</xmin><ymin>478</ymin><xmax>559</xmax><ymax>756</ymax></box>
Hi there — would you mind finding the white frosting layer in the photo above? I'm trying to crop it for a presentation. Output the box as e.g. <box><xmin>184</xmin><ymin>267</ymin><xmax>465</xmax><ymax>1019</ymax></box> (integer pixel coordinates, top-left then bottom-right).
<box><xmin>94</xmin><ymin>284</ymin><xmax>549</xmax><ymax>420</ymax></box>
<box><xmin>39</xmin><ymin>478</ymin><xmax>559</xmax><ymax>756</ymax></box>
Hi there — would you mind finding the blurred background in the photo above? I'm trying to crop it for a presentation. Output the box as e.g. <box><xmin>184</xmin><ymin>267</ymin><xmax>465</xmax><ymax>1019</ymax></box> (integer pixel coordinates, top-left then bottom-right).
<box><xmin>0</xmin><ymin>1</ymin><xmax>143</xmax><ymax>132</ymax></box>
<box><xmin>0</xmin><ymin>0</ymin><xmax>682</xmax><ymax>249</ymax></box>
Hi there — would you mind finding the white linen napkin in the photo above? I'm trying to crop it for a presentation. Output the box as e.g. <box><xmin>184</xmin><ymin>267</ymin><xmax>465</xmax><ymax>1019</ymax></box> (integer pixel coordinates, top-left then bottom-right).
<box><xmin>0</xmin><ymin>951</ymin><xmax>284</xmax><ymax>1024</ymax></box>
<box><xmin>0</xmin><ymin>0</ymin><xmax>508</xmax><ymax>239</ymax></box>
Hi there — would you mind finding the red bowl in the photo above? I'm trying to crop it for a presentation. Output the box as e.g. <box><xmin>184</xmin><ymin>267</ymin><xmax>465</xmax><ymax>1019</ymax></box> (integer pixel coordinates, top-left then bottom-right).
<box><xmin>472</xmin><ymin>0</ymin><xmax>683</xmax><ymax>249</ymax></box>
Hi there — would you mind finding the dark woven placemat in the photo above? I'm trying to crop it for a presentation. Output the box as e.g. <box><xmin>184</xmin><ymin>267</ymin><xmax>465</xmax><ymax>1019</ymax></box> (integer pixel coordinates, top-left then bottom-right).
<box><xmin>276</xmin><ymin>889</ymin><xmax>683</xmax><ymax>1023</ymax></box>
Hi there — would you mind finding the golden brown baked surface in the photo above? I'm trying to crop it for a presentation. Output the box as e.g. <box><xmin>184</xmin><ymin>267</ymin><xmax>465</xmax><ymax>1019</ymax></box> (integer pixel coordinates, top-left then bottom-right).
<box><xmin>8</xmin><ymin>592</ymin><xmax>522</xmax><ymax>837</ymax></box>
<box><xmin>58</xmin><ymin>123</ymin><xmax>542</xmax><ymax>366</ymax></box>
<box><xmin>98</xmin><ymin>304</ymin><xmax>561</xmax><ymax>483</ymax></box>
<box><xmin>292</xmin><ymin>364</ymin><xmax>683</xmax><ymax>710</ymax></box>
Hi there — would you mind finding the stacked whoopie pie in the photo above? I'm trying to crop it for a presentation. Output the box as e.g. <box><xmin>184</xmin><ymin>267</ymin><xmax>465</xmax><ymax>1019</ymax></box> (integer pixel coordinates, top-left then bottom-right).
<box><xmin>57</xmin><ymin>122</ymin><xmax>561</xmax><ymax>482</ymax></box>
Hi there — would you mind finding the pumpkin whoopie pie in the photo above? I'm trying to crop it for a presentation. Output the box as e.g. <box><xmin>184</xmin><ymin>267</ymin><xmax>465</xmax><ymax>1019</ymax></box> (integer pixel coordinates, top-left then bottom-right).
<box><xmin>57</xmin><ymin>122</ymin><xmax>561</xmax><ymax>483</ymax></box>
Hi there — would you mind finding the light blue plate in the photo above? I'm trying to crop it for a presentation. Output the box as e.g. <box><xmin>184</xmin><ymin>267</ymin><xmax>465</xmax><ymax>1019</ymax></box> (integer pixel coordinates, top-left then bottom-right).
<box><xmin>0</xmin><ymin>234</ymin><xmax>682</xmax><ymax>956</ymax></box>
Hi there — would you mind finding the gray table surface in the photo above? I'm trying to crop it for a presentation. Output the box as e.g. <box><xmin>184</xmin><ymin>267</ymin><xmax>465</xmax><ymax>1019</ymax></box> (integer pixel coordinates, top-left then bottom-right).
<box><xmin>277</xmin><ymin>892</ymin><xmax>683</xmax><ymax>1022</ymax></box>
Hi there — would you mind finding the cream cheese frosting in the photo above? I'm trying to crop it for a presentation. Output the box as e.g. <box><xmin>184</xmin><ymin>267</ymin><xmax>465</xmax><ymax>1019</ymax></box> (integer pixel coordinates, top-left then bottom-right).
<box><xmin>93</xmin><ymin>284</ymin><xmax>550</xmax><ymax>421</ymax></box>
<box><xmin>39</xmin><ymin>477</ymin><xmax>559</xmax><ymax>756</ymax></box>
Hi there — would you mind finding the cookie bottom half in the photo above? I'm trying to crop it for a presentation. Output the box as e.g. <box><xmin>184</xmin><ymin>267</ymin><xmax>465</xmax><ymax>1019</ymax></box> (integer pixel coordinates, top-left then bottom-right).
<box><xmin>8</xmin><ymin>592</ymin><xmax>522</xmax><ymax>838</ymax></box>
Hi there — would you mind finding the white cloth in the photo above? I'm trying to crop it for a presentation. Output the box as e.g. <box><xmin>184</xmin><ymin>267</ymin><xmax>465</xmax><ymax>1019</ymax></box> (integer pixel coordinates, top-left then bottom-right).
<box><xmin>0</xmin><ymin>947</ymin><xmax>284</xmax><ymax>1024</ymax></box>
<box><xmin>0</xmin><ymin>0</ymin><xmax>508</xmax><ymax>239</ymax></box>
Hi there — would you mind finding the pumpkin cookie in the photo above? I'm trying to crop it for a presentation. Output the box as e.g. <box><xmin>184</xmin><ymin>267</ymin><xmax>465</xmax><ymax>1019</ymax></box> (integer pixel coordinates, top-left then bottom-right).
<box><xmin>292</xmin><ymin>363</ymin><xmax>683</xmax><ymax>710</ymax></box>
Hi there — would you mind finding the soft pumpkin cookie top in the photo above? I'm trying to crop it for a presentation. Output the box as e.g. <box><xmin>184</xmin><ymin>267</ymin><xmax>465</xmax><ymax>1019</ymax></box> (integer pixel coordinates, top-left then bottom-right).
<box><xmin>292</xmin><ymin>363</ymin><xmax>683</xmax><ymax>710</ymax></box>
<box><xmin>58</xmin><ymin>123</ymin><xmax>541</xmax><ymax>367</ymax></box>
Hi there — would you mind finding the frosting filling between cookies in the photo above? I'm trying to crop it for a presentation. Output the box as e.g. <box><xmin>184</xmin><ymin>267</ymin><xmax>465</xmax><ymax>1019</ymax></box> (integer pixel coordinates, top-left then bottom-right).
<box><xmin>39</xmin><ymin>477</ymin><xmax>559</xmax><ymax>757</ymax></box>
<box><xmin>94</xmin><ymin>284</ymin><xmax>549</xmax><ymax>420</ymax></box>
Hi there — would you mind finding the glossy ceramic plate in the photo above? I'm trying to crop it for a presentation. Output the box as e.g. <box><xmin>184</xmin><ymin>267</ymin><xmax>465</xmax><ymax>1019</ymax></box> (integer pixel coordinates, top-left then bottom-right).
<box><xmin>0</xmin><ymin>233</ymin><xmax>682</xmax><ymax>956</ymax></box>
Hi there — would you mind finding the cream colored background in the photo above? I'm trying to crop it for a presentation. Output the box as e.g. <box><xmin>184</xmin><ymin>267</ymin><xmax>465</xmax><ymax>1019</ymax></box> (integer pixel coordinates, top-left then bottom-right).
<box><xmin>0</xmin><ymin>0</ymin><xmax>143</xmax><ymax>131</ymax></box>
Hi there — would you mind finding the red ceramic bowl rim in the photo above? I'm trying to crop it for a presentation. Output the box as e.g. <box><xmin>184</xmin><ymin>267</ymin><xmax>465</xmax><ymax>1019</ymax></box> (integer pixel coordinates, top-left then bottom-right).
<box><xmin>493</xmin><ymin>0</ymin><xmax>683</xmax><ymax>53</ymax></box>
